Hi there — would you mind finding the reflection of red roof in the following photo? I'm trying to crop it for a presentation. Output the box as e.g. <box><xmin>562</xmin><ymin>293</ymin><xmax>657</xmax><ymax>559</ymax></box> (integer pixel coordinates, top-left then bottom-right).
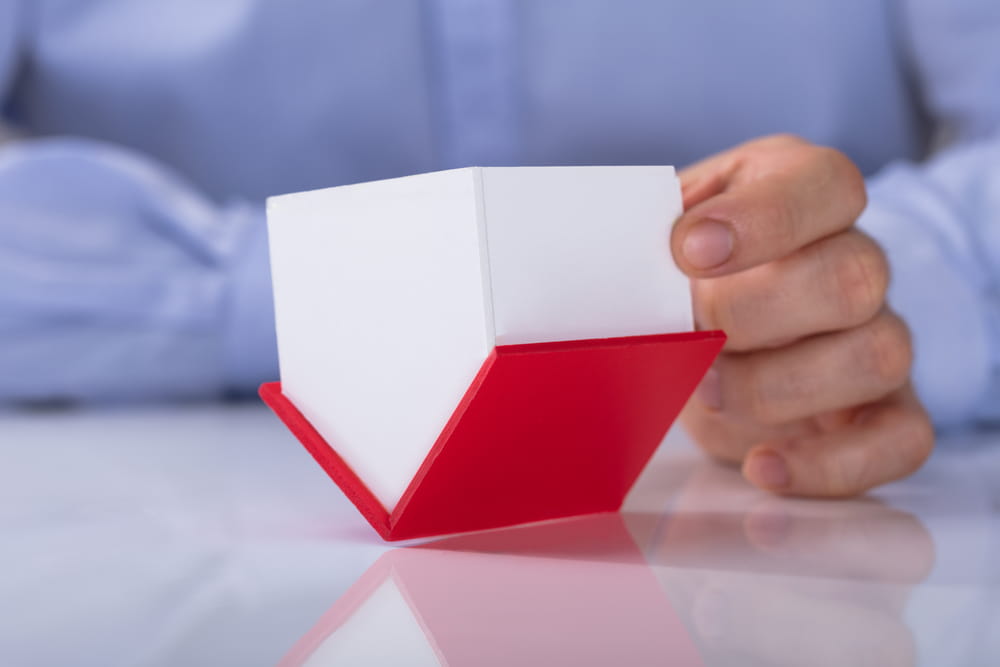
<box><xmin>261</xmin><ymin>330</ymin><xmax>724</xmax><ymax>541</ymax></box>
<box><xmin>280</xmin><ymin>514</ymin><xmax>705</xmax><ymax>666</ymax></box>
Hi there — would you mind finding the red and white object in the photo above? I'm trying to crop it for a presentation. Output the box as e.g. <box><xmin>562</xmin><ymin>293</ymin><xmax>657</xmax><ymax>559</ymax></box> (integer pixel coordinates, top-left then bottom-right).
<box><xmin>278</xmin><ymin>515</ymin><xmax>704</xmax><ymax>666</ymax></box>
<box><xmin>261</xmin><ymin>166</ymin><xmax>724</xmax><ymax>541</ymax></box>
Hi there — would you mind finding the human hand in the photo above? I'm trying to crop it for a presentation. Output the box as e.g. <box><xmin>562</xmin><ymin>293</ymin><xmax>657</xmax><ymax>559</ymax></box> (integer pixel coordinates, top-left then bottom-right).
<box><xmin>672</xmin><ymin>135</ymin><xmax>934</xmax><ymax>497</ymax></box>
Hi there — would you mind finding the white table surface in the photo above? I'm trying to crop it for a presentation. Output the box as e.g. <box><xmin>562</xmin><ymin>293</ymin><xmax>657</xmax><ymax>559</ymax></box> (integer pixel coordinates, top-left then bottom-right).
<box><xmin>1</xmin><ymin>403</ymin><xmax>998</xmax><ymax>667</ymax></box>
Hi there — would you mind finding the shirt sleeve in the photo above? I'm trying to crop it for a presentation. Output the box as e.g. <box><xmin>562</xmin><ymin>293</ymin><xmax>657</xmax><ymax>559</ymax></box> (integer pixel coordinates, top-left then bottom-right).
<box><xmin>859</xmin><ymin>137</ymin><xmax>1000</xmax><ymax>428</ymax></box>
<box><xmin>0</xmin><ymin>1</ymin><xmax>19</xmax><ymax>99</ymax></box>
<box><xmin>0</xmin><ymin>137</ymin><xmax>278</xmax><ymax>403</ymax></box>
<box><xmin>857</xmin><ymin>0</ymin><xmax>1000</xmax><ymax>427</ymax></box>
<box><xmin>0</xmin><ymin>2</ymin><xmax>276</xmax><ymax>403</ymax></box>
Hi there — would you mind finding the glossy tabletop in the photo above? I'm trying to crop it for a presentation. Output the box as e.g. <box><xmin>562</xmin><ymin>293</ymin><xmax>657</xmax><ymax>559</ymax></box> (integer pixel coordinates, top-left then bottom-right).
<box><xmin>2</xmin><ymin>404</ymin><xmax>998</xmax><ymax>666</ymax></box>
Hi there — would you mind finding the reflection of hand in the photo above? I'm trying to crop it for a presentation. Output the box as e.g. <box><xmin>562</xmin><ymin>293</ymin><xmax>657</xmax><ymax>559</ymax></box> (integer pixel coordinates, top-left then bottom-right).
<box><xmin>671</xmin><ymin>135</ymin><xmax>934</xmax><ymax>497</ymax></box>
<box><xmin>648</xmin><ymin>463</ymin><xmax>935</xmax><ymax>667</ymax></box>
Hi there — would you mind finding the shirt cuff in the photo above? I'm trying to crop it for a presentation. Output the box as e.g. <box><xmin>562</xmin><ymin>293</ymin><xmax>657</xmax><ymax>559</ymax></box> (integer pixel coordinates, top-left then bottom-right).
<box><xmin>221</xmin><ymin>202</ymin><xmax>279</xmax><ymax>395</ymax></box>
<box><xmin>858</xmin><ymin>184</ymin><xmax>994</xmax><ymax>429</ymax></box>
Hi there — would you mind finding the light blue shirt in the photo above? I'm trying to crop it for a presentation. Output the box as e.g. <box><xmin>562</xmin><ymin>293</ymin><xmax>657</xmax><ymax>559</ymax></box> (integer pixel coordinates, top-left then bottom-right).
<box><xmin>0</xmin><ymin>0</ymin><xmax>997</xmax><ymax>426</ymax></box>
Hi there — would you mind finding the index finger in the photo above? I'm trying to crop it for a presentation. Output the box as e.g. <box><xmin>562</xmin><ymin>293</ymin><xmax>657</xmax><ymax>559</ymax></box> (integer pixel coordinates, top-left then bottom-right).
<box><xmin>671</xmin><ymin>139</ymin><xmax>867</xmax><ymax>278</ymax></box>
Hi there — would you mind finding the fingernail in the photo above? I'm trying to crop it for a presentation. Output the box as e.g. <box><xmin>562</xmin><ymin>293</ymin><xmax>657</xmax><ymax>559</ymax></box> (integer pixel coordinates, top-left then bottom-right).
<box><xmin>744</xmin><ymin>450</ymin><xmax>790</xmax><ymax>490</ymax></box>
<box><xmin>694</xmin><ymin>365</ymin><xmax>722</xmax><ymax>411</ymax></box>
<box><xmin>682</xmin><ymin>219</ymin><xmax>733</xmax><ymax>269</ymax></box>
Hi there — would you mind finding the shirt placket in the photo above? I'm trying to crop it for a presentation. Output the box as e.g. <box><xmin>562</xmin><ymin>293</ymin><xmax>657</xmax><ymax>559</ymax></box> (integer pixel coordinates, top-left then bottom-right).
<box><xmin>426</xmin><ymin>0</ymin><xmax>518</xmax><ymax>168</ymax></box>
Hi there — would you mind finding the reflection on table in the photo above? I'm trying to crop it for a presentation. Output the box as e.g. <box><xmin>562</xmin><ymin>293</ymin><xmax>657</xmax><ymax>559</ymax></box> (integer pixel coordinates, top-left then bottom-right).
<box><xmin>289</xmin><ymin>456</ymin><xmax>983</xmax><ymax>666</ymax></box>
<box><xmin>1</xmin><ymin>406</ymin><xmax>999</xmax><ymax>666</ymax></box>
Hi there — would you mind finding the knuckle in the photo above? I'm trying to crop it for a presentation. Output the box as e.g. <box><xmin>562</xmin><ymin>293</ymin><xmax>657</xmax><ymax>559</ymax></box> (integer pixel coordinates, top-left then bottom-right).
<box><xmin>819</xmin><ymin>147</ymin><xmax>867</xmax><ymax>215</ymax></box>
<box><xmin>827</xmin><ymin>452</ymin><xmax>870</xmax><ymax>497</ymax></box>
<box><xmin>860</xmin><ymin>314</ymin><xmax>913</xmax><ymax>388</ymax></box>
<box><xmin>759</xmin><ymin>188</ymin><xmax>802</xmax><ymax>242</ymax></box>
<box><xmin>825</xmin><ymin>430</ymin><xmax>892</xmax><ymax>496</ymax></box>
<box><xmin>696</xmin><ymin>280</ymin><xmax>754</xmax><ymax>350</ymax></box>
<box><xmin>741</xmin><ymin>360</ymin><xmax>788</xmax><ymax>425</ymax></box>
<box><xmin>681</xmin><ymin>404</ymin><xmax>747</xmax><ymax>464</ymax></box>
<box><xmin>819</xmin><ymin>400</ymin><xmax>934</xmax><ymax>498</ymax></box>
<box><xmin>829</xmin><ymin>234</ymin><xmax>890</xmax><ymax>324</ymax></box>
<box><xmin>847</xmin><ymin>168</ymin><xmax>868</xmax><ymax>215</ymax></box>
<box><xmin>900</xmin><ymin>410</ymin><xmax>935</xmax><ymax>473</ymax></box>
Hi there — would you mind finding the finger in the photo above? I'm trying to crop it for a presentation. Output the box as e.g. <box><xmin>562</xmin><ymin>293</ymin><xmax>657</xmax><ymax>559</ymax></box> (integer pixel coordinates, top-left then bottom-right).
<box><xmin>680</xmin><ymin>161</ymin><xmax>732</xmax><ymax>209</ymax></box>
<box><xmin>679</xmin><ymin>134</ymin><xmax>830</xmax><ymax>204</ymax></box>
<box><xmin>677</xmin><ymin>137</ymin><xmax>749</xmax><ymax>207</ymax></box>
<box><xmin>672</xmin><ymin>144</ymin><xmax>866</xmax><ymax>278</ymax></box>
<box><xmin>741</xmin><ymin>385</ymin><xmax>934</xmax><ymax>497</ymax></box>
<box><xmin>694</xmin><ymin>230</ymin><xmax>889</xmax><ymax>351</ymax></box>
<box><xmin>680</xmin><ymin>394</ymin><xmax>818</xmax><ymax>464</ymax></box>
<box><xmin>716</xmin><ymin>310</ymin><xmax>913</xmax><ymax>425</ymax></box>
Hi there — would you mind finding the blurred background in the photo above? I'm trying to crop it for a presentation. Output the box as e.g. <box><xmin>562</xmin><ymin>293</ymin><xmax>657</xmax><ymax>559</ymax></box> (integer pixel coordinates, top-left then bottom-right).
<box><xmin>1</xmin><ymin>0</ymin><xmax>995</xmax><ymax>421</ymax></box>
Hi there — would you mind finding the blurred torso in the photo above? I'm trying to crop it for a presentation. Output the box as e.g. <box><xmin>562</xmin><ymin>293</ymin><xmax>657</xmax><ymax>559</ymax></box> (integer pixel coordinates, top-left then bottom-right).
<box><xmin>6</xmin><ymin>0</ymin><xmax>925</xmax><ymax>201</ymax></box>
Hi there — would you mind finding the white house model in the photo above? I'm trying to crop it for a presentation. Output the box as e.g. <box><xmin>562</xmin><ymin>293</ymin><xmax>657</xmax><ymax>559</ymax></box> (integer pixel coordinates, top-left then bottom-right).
<box><xmin>265</xmin><ymin>166</ymin><xmax>699</xmax><ymax>531</ymax></box>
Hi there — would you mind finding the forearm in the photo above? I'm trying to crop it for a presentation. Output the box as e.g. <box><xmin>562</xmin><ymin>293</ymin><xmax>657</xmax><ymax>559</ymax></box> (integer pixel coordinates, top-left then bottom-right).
<box><xmin>0</xmin><ymin>137</ymin><xmax>277</xmax><ymax>403</ymax></box>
